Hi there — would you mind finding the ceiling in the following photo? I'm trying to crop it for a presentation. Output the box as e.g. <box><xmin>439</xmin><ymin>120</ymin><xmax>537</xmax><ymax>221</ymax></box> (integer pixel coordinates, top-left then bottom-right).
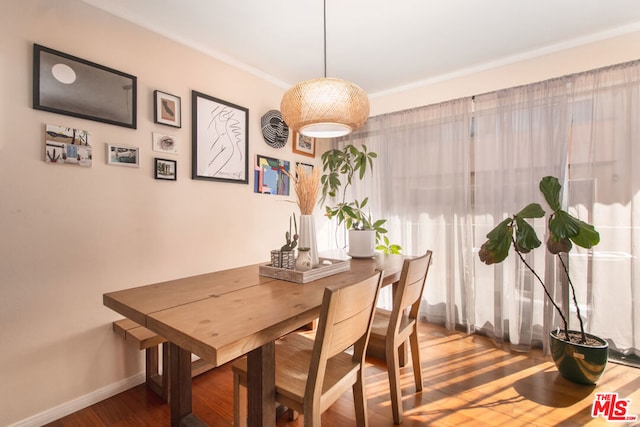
<box><xmin>81</xmin><ymin>0</ymin><xmax>640</xmax><ymax>97</ymax></box>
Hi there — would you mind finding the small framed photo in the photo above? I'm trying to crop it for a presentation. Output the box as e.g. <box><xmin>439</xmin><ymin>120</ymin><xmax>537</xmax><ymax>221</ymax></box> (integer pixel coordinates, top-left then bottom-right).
<box><xmin>155</xmin><ymin>158</ymin><xmax>177</xmax><ymax>180</ymax></box>
<box><xmin>152</xmin><ymin>132</ymin><xmax>178</xmax><ymax>154</ymax></box>
<box><xmin>44</xmin><ymin>124</ymin><xmax>92</xmax><ymax>167</ymax></box>
<box><xmin>292</xmin><ymin>131</ymin><xmax>316</xmax><ymax>158</ymax></box>
<box><xmin>106</xmin><ymin>143</ymin><xmax>140</xmax><ymax>167</ymax></box>
<box><xmin>154</xmin><ymin>90</ymin><xmax>181</xmax><ymax>128</ymax></box>
<box><xmin>296</xmin><ymin>162</ymin><xmax>314</xmax><ymax>179</ymax></box>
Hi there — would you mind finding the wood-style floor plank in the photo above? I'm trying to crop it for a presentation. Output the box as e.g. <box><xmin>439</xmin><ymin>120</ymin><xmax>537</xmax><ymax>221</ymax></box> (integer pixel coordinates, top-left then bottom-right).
<box><xmin>45</xmin><ymin>322</ymin><xmax>640</xmax><ymax>426</ymax></box>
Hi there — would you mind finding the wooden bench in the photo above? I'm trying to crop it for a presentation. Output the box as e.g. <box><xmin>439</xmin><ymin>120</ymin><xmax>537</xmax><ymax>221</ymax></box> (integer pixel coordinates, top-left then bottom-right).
<box><xmin>113</xmin><ymin>319</ymin><xmax>214</xmax><ymax>401</ymax></box>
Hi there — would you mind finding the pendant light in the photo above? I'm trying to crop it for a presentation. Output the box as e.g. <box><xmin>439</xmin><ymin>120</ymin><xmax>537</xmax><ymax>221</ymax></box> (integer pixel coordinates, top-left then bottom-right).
<box><xmin>280</xmin><ymin>0</ymin><xmax>370</xmax><ymax>138</ymax></box>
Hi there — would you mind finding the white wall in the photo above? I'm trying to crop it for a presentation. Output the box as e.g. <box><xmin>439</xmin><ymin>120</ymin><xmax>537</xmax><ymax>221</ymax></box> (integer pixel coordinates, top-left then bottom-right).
<box><xmin>370</xmin><ymin>29</ymin><xmax>640</xmax><ymax>116</ymax></box>
<box><xmin>2</xmin><ymin>1</ymin><xmax>640</xmax><ymax>425</ymax></box>
<box><xmin>0</xmin><ymin>1</ymin><xmax>320</xmax><ymax>425</ymax></box>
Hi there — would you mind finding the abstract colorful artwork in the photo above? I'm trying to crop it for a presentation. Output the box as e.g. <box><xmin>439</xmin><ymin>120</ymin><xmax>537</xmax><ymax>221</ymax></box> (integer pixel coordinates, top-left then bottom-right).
<box><xmin>254</xmin><ymin>155</ymin><xmax>290</xmax><ymax>195</ymax></box>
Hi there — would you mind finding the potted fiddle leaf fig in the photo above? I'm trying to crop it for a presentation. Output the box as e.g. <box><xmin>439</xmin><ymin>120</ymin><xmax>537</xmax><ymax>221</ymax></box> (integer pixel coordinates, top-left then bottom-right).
<box><xmin>320</xmin><ymin>144</ymin><xmax>401</xmax><ymax>256</ymax></box>
<box><xmin>478</xmin><ymin>176</ymin><xmax>607</xmax><ymax>384</ymax></box>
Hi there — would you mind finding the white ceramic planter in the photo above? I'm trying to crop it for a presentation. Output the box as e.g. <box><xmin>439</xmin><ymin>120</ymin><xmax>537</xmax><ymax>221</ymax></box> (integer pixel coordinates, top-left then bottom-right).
<box><xmin>348</xmin><ymin>229</ymin><xmax>376</xmax><ymax>258</ymax></box>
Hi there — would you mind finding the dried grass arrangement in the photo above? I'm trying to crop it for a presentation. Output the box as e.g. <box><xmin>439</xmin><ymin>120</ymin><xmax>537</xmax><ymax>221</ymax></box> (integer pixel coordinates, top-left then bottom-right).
<box><xmin>286</xmin><ymin>164</ymin><xmax>321</xmax><ymax>215</ymax></box>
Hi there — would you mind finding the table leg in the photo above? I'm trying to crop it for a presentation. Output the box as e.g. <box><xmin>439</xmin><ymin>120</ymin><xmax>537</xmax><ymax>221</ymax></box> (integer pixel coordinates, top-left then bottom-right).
<box><xmin>170</xmin><ymin>343</ymin><xmax>194</xmax><ymax>427</ymax></box>
<box><xmin>247</xmin><ymin>341</ymin><xmax>276</xmax><ymax>427</ymax></box>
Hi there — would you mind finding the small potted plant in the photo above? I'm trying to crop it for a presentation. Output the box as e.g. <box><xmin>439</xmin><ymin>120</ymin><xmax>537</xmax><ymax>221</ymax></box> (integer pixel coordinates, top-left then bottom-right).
<box><xmin>320</xmin><ymin>144</ymin><xmax>401</xmax><ymax>256</ymax></box>
<box><xmin>271</xmin><ymin>214</ymin><xmax>298</xmax><ymax>269</ymax></box>
<box><xmin>478</xmin><ymin>176</ymin><xmax>607</xmax><ymax>384</ymax></box>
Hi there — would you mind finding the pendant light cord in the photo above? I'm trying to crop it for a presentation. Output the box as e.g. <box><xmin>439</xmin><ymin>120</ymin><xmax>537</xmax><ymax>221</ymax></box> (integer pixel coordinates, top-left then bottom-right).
<box><xmin>323</xmin><ymin>0</ymin><xmax>327</xmax><ymax>78</ymax></box>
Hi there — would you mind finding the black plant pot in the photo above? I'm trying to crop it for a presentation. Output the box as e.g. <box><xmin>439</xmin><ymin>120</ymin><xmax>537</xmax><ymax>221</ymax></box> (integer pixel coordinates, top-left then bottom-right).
<box><xmin>549</xmin><ymin>329</ymin><xmax>608</xmax><ymax>385</ymax></box>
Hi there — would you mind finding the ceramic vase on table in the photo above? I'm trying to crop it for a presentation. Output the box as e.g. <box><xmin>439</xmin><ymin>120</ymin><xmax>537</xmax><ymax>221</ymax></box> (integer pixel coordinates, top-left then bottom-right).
<box><xmin>299</xmin><ymin>214</ymin><xmax>319</xmax><ymax>267</ymax></box>
<box><xmin>295</xmin><ymin>248</ymin><xmax>313</xmax><ymax>271</ymax></box>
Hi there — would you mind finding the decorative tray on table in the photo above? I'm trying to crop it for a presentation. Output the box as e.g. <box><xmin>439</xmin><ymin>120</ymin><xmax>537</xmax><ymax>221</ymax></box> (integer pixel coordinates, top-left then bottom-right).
<box><xmin>258</xmin><ymin>258</ymin><xmax>350</xmax><ymax>284</ymax></box>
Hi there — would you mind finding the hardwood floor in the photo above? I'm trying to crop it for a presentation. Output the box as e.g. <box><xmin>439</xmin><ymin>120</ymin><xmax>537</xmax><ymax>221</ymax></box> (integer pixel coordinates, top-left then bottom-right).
<box><xmin>46</xmin><ymin>322</ymin><xmax>640</xmax><ymax>426</ymax></box>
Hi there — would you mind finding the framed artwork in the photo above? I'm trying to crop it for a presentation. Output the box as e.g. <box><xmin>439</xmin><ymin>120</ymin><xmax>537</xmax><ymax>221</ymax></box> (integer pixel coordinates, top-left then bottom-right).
<box><xmin>155</xmin><ymin>158</ymin><xmax>177</xmax><ymax>180</ymax></box>
<box><xmin>152</xmin><ymin>132</ymin><xmax>178</xmax><ymax>154</ymax></box>
<box><xmin>296</xmin><ymin>162</ymin><xmax>314</xmax><ymax>179</ymax></box>
<box><xmin>292</xmin><ymin>131</ymin><xmax>316</xmax><ymax>158</ymax></box>
<box><xmin>254</xmin><ymin>155</ymin><xmax>290</xmax><ymax>195</ymax></box>
<box><xmin>192</xmin><ymin>90</ymin><xmax>248</xmax><ymax>184</ymax></box>
<box><xmin>44</xmin><ymin>124</ymin><xmax>92</xmax><ymax>167</ymax></box>
<box><xmin>106</xmin><ymin>143</ymin><xmax>140</xmax><ymax>167</ymax></box>
<box><xmin>33</xmin><ymin>44</ymin><xmax>137</xmax><ymax>129</ymax></box>
<box><xmin>154</xmin><ymin>90</ymin><xmax>181</xmax><ymax>128</ymax></box>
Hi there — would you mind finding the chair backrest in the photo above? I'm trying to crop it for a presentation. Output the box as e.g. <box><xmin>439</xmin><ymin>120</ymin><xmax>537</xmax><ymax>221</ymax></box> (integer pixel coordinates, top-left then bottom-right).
<box><xmin>390</xmin><ymin>251</ymin><xmax>433</xmax><ymax>334</ymax></box>
<box><xmin>305</xmin><ymin>270</ymin><xmax>384</xmax><ymax>400</ymax></box>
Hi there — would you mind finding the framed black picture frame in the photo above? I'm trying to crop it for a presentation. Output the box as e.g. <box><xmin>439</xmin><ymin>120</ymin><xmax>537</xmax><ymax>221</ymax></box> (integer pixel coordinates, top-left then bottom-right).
<box><xmin>191</xmin><ymin>90</ymin><xmax>248</xmax><ymax>184</ymax></box>
<box><xmin>33</xmin><ymin>44</ymin><xmax>137</xmax><ymax>129</ymax></box>
<box><xmin>154</xmin><ymin>90</ymin><xmax>181</xmax><ymax>128</ymax></box>
<box><xmin>296</xmin><ymin>162</ymin><xmax>314</xmax><ymax>179</ymax></box>
<box><xmin>155</xmin><ymin>158</ymin><xmax>177</xmax><ymax>181</ymax></box>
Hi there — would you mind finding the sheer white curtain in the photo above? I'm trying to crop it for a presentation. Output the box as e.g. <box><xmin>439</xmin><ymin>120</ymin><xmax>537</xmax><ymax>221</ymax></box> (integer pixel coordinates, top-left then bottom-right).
<box><xmin>565</xmin><ymin>61</ymin><xmax>640</xmax><ymax>362</ymax></box>
<box><xmin>473</xmin><ymin>61</ymin><xmax>640</xmax><ymax>356</ymax></box>
<box><xmin>332</xmin><ymin>99</ymin><xmax>475</xmax><ymax>331</ymax></box>
<box><xmin>327</xmin><ymin>60</ymin><xmax>640</xmax><ymax>360</ymax></box>
<box><xmin>472</xmin><ymin>81</ymin><xmax>573</xmax><ymax>350</ymax></box>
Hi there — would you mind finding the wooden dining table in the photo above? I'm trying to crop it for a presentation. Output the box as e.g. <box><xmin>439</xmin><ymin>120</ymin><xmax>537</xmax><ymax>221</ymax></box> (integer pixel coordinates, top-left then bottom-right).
<box><xmin>103</xmin><ymin>253</ymin><xmax>405</xmax><ymax>427</ymax></box>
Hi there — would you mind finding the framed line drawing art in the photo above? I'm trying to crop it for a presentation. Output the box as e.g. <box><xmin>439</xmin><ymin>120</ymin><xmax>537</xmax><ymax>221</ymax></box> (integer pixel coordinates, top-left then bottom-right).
<box><xmin>292</xmin><ymin>131</ymin><xmax>316</xmax><ymax>158</ymax></box>
<box><xmin>33</xmin><ymin>44</ymin><xmax>137</xmax><ymax>129</ymax></box>
<box><xmin>192</xmin><ymin>90</ymin><xmax>248</xmax><ymax>184</ymax></box>
<box><xmin>106</xmin><ymin>143</ymin><xmax>140</xmax><ymax>167</ymax></box>
<box><xmin>155</xmin><ymin>158</ymin><xmax>177</xmax><ymax>180</ymax></box>
<box><xmin>154</xmin><ymin>90</ymin><xmax>181</xmax><ymax>128</ymax></box>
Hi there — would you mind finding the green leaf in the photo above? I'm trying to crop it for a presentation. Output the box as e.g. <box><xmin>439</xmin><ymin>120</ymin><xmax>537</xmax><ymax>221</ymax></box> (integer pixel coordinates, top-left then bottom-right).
<box><xmin>549</xmin><ymin>210</ymin><xmax>581</xmax><ymax>239</ymax></box>
<box><xmin>372</xmin><ymin>219</ymin><xmax>386</xmax><ymax>228</ymax></box>
<box><xmin>569</xmin><ymin>217</ymin><xmax>600</xmax><ymax>249</ymax></box>
<box><xmin>514</xmin><ymin>217</ymin><xmax>542</xmax><ymax>251</ymax></box>
<box><xmin>487</xmin><ymin>232</ymin><xmax>513</xmax><ymax>263</ymax></box>
<box><xmin>516</xmin><ymin>203</ymin><xmax>545</xmax><ymax>219</ymax></box>
<box><xmin>486</xmin><ymin>218</ymin><xmax>513</xmax><ymax>240</ymax></box>
<box><xmin>539</xmin><ymin>176</ymin><xmax>562</xmax><ymax>212</ymax></box>
<box><xmin>357</xmin><ymin>156</ymin><xmax>367</xmax><ymax>179</ymax></box>
<box><xmin>342</xmin><ymin>205</ymin><xmax>357</xmax><ymax>219</ymax></box>
<box><xmin>484</xmin><ymin>218</ymin><xmax>514</xmax><ymax>263</ymax></box>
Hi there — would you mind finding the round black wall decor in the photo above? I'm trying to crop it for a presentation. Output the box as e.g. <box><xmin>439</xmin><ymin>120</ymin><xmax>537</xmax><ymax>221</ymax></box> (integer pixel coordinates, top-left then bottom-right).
<box><xmin>260</xmin><ymin>110</ymin><xmax>289</xmax><ymax>148</ymax></box>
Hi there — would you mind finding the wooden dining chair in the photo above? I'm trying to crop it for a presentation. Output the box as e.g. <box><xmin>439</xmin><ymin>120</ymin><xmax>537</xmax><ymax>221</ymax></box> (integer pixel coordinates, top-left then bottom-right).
<box><xmin>232</xmin><ymin>269</ymin><xmax>384</xmax><ymax>427</ymax></box>
<box><xmin>367</xmin><ymin>251</ymin><xmax>432</xmax><ymax>424</ymax></box>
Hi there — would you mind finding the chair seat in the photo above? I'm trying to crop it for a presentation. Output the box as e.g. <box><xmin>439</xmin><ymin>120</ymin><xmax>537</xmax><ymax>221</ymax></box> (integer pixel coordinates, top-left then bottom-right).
<box><xmin>368</xmin><ymin>308</ymin><xmax>416</xmax><ymax>363</ymax></box>
<box><xmin>232</xmin><ymin>332</ymin><xmax>360</xmax><ymax>405</ymax></box>
<box><xmin>370</xmin><ymin>308</ymin><xmax>416</xmax><ymax>339</ymax></box>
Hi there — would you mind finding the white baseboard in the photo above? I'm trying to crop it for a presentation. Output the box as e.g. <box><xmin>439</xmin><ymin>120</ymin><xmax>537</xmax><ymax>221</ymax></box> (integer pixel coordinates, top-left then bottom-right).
<box><xmin>9</xmin><ymin>373</ymin><xmax>145</xmax><ymax>427</ymax></box>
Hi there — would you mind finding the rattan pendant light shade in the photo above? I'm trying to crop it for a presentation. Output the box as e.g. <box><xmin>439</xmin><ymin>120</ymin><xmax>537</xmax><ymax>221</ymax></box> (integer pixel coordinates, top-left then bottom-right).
<box><xmin>280</xmin><ymin>0</ymin><xmax>370</xmax><ymax>138</ymax></box>
<box><xmin>281</xmin><ymin>77</ymin><xmax>370</xmax><ymax>138</ymax></box>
